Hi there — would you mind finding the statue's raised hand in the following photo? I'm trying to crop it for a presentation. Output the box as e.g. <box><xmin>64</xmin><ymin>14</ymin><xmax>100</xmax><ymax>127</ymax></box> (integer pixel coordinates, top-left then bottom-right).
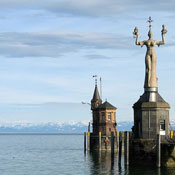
<box><xmin>133</xmin><ymin>27</ymin><xmax>138</xmax><ymax>37</ymax></box>
<box><xmin>161</xmin><ymin>25</ymin><xmax>167</xmax><ymax>35</ymax></box>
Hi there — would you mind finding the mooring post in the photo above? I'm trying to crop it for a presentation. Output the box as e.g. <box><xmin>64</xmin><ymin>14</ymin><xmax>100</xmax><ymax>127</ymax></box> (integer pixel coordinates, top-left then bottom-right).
<box><xmin>156</xmin><ymin>134</ymin><xmax>161</xmax><ymax>168</ymax></box>
<box><xmin>111</xmin><ymin>132</ymin><xmax>114</xmax><ymax>154</ymax></box>
<box><xmin>124</xmin><ymin>131</ymin><xmax>129</xmax><ymax>165</ymax></box>
<box><xmin>88</xmin><ymin>122</ymin><xmax>90</xmax><ymax>132</ymax></box>
<box><xmin>84</xmin><ymin>132</ymin><xmax>86</xmax><ymax>153</ymax></box>
<box><xmin>99</xmin><ymin>132</ymin><xmax>101</xmax><ymax>151</ymax></box>
<box><xmin>88</xmin><ymin>132</ymin><xmax>90</xmax><ymax>151</ymax></box>
<box><xmin>170</xmin><ymin>130</ymin><xmax>173</xmax><ymax>138</ymax></box>
<box><xmin>118</xmin><ymin>132</ymin><xmax>122</xmax><ymax>164</ymax></box>
<box><xmin>117</xmin><ymin>131</ymin><xmax>119</xmax><ymax>152</ymax></box>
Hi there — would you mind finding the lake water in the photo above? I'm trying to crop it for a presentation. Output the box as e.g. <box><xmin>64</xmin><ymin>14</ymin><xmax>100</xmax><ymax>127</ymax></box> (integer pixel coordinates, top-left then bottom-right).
<box><xmin>0</xmin><ymin>134</ymin><xmax>175</xmax><ymax>175</ymax></box>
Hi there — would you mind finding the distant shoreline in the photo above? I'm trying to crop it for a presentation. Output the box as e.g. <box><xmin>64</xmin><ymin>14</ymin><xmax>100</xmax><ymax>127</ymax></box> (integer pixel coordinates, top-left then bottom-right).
<box><xmin>0</xmin><ymin>133</ymin><xmax>84</xmax><ymax>135</ymax></box>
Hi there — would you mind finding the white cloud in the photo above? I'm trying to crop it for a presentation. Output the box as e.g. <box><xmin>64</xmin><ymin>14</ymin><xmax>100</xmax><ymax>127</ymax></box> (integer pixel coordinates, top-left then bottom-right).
<box><xmin>0</xmin><ymin>0</ymin><xmax>175</xmax><ymax>17</ymax></box>
<box><xmin>0</xmin><ymin>31</ymin><xmax>172</xmax><ymax>58</ymax></box>
<box><xmin>0</xmin><ymin>32</ymin><xmax>133</xmax><ymax>58</ymax></box>
<box><xmin>85</xmin><ymin>54</ymin><xmax>113</xmax><ymax>60</ymax></box>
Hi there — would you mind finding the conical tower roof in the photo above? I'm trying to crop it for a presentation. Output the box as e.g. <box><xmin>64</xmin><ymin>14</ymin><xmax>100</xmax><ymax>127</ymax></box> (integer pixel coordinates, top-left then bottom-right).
<box><xmin>91</xmin><ymin>85</ymin><xmax>101</xmax><ymax>102</ymax></box>
<box><xmin>91</xmin><ymin>84</ymin><xmax>102</xmax><ymax>110</ymax></box>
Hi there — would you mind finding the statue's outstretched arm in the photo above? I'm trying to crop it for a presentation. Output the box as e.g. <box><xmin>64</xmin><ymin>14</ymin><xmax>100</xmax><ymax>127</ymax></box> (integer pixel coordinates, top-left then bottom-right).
<box><xmin>156</xmin><ymin>24</ymin><xmax>167</xmax><ymax>47</ymax></box>
<box><xmin>133</xmin><ymin>27</ymin><xmax>145</xmax><ymax>47</ymax></box>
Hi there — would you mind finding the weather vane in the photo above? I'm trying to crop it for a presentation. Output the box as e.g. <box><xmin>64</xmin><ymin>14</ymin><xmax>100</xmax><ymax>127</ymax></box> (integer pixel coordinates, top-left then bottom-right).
<box><xmin>93</xmin><ymin>75</ymin><xmax>97</xmax><ymax>86</ymax></box>
<box><xmin>147</xmin><ymin>16</ymin><xmax>153</xmax><ymax>29</ymax></box>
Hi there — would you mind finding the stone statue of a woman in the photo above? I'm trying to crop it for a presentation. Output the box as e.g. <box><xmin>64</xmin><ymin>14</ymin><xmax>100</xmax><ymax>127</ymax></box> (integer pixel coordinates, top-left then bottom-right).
<box><xmin>133</xmin><ymin>22</ymin><xmax>167</xmax><ymax>89</ymax></box>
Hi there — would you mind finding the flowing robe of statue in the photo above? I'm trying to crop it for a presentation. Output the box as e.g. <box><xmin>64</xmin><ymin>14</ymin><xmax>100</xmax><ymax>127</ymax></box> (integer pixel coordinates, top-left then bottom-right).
<box><xmin>133</xmin><ymin>24</ymin><xmax>167</xmax><ymax>89</ymax></box>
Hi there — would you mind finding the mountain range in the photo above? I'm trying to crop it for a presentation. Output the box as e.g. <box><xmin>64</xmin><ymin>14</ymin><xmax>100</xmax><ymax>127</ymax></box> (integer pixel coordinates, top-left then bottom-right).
<box><xmin>0</xmin><ymin>121</ymin><xmax>133</xmax><ymax>133</ymax></box>
<box><xmin>0</xmin><ymin>120</ymin><xmax>174</xmax><ymax>133</ymax></box>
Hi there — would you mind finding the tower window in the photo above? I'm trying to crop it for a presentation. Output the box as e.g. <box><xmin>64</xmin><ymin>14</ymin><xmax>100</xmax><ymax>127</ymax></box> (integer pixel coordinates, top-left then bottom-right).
<box><xmin>102</xmin><ymin>112</ymin><xmax>105</xmax><ymax>120</ymax></box>
<box><xmin>108</xmin><ymin>112</ymin><xmax>112</xmax><ymax>120</ymax></box>
<box><xmin>160</xmin><ymin>120</ymin><xmax>165</xmax><ymax>131</ymax></box>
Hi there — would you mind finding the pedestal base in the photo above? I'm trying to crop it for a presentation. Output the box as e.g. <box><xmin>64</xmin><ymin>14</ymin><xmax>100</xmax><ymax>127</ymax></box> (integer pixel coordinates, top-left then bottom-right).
<box><xmin>133</xmin><ymin>90</ymin><xmax>170</xmax><ymax>139</ymax></box>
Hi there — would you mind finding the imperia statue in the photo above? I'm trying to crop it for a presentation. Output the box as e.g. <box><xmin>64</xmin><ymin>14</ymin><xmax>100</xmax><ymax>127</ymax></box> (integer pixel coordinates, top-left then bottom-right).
<box><xmin>133</xmin><ymin>17</ymin><xmax>167</xmax><ymax>88</ymax></box>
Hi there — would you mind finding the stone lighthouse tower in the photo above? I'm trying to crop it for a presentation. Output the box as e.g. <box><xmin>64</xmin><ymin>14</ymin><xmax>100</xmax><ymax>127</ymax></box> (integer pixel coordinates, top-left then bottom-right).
<box><xmin>90</xmin><ymin>80</ymin><xmax>117</xmax><ymax>151</ymax></box>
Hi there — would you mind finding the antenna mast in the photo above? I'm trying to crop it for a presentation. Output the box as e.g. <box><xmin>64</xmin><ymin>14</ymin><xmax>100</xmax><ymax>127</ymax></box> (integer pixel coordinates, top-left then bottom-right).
<box><xmin>100</xmin><ymin>77</ymin><xmax>102</xmax><ymax>101</ymax></box>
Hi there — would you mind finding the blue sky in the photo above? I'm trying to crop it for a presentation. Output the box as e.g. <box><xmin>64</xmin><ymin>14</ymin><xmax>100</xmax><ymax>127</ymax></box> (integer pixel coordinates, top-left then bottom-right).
<box><xmin>0</xmin><ymin>0</ymin><xmax>175</xmax><ymax>123</ymax></box>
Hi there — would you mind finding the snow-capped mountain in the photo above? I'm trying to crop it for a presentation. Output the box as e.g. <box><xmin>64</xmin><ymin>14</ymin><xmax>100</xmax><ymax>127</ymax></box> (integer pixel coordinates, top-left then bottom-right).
<box><xmin>0</xmin><ymin>121</ymin><xmax>134</xmax><ymax>133</ymax></box>
<box><xmin>0</xmin><ymin>120</ymin><xmax>174</xmax><ymax>133</ymax></box>
<box><xmin>0</xmin><ymin>121</ymin><xmax>88</xmax><ymax>133</ymax></box>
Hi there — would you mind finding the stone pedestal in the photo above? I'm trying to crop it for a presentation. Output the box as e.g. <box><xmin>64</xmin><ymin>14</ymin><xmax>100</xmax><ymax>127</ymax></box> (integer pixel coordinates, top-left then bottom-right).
<box><xmin>130</xmin><ymin>139</ymin><xmax>175</xmax><ymax>167</ymax></box>
<box><xmin>130</xmin><ymin>139</ymin><xmax>156</xmax><ymax>165</ymax></box>
<box><xmin>133</xmin><ymin>89</ymin><xmax>170</xmax><ymax>139</ymax></box>
<box><xmin>161</xmin><ymin>143</ymin><xmax>175</xmax><ymax>167</ymax></box>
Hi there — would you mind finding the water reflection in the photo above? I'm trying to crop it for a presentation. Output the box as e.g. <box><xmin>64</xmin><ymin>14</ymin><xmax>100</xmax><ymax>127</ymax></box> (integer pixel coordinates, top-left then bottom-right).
<box><xmin>88</xmin><ymin>151</ymin><xmax>123</xmax><ymax>175</ymax></box>
<box><xmin>87</xmin><ymin>151</ymin><xmax>175</xmax><ymax>175</ymax></box>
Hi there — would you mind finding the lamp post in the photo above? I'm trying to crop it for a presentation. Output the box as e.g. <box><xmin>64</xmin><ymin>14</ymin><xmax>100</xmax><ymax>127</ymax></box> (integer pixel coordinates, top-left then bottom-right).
<box><xmin>81</xmin><ymin>101</ymin><xmax>91</xmax><ymax>132</ymax></box>
<box><xmin>81</xmin><ymin>101</ymin><xmax>91</xmax><ymax>106</ymax></box>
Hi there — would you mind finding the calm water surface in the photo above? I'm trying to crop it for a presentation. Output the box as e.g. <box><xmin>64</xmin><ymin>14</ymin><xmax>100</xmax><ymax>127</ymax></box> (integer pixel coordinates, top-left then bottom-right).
<box><xmin>0</xmin><ymin>134</ymin><xmax>175</xmax><ymax>175</ymax></box>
